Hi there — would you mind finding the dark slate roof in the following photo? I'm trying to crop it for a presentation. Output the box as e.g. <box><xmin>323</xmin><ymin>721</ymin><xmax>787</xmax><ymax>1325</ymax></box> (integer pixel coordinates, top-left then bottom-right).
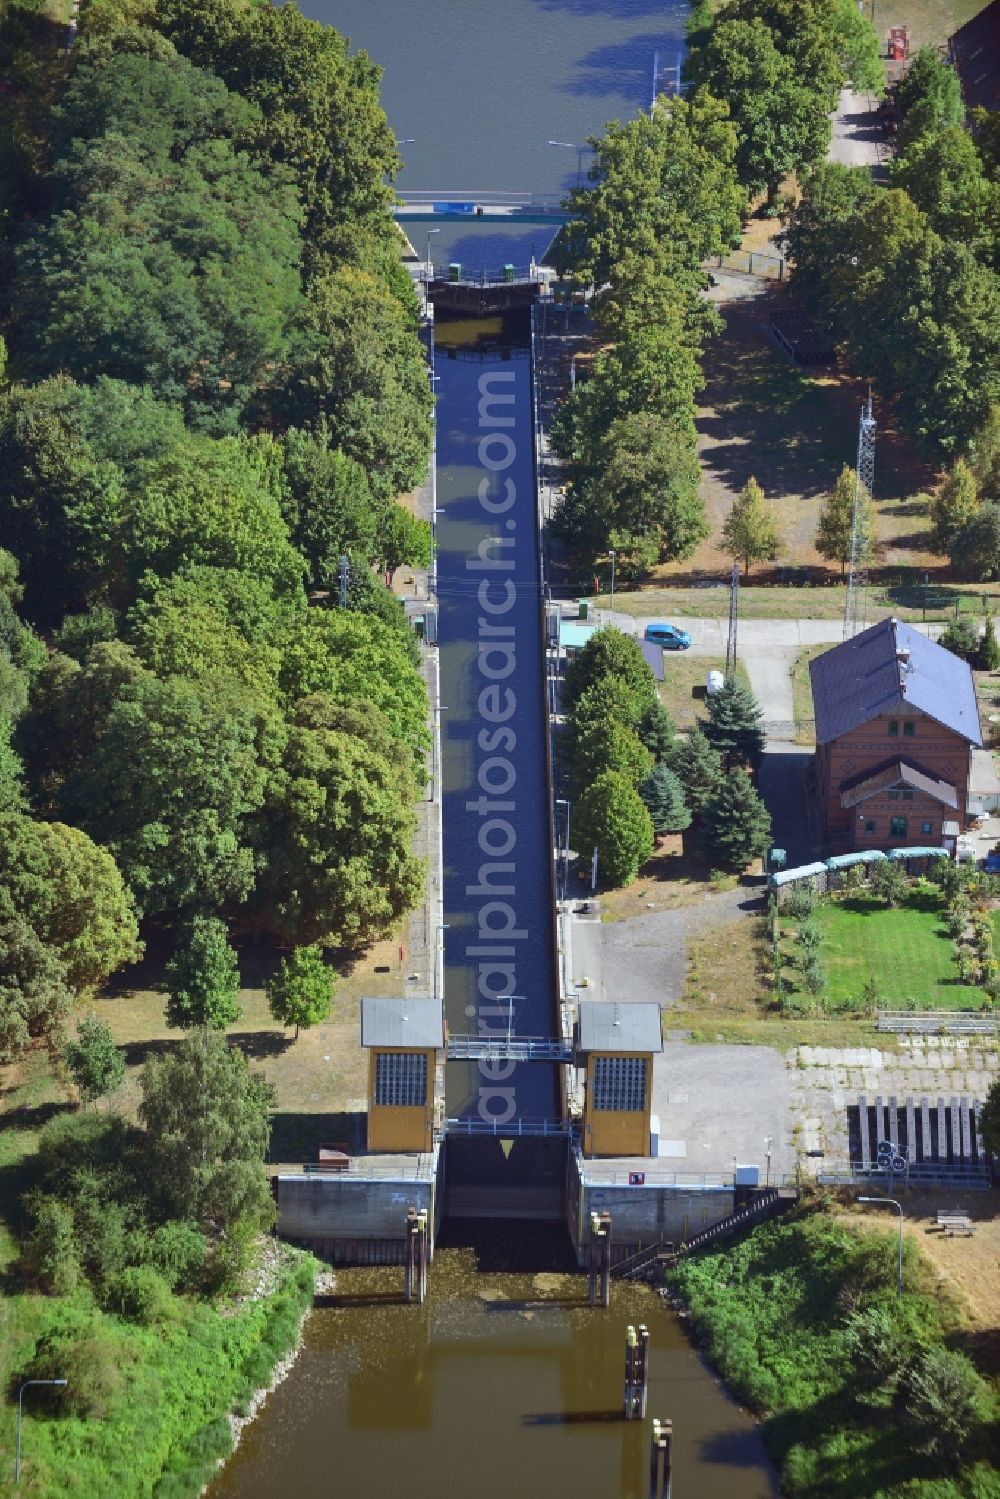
<box><xmin>361</xmin><ymin>997</ymin><xmax>444</xmax><ymax>1049</ymax></box>
<box><xmin>950</xmin><ymin>0</ymin><xmax>1000</xmax><ymax>113</ymax></box>
<box><xmin>577</xmin><ymin>1001</ymin><xmax>663</xmax><ymax>1054</ymax></box>
<box><xmin>809</xmin><ymin>618</ymin><xmax>982</xmax><ymax>748</ymax></box>
<box><xmin>639</xmin><ymin>639</ymin><xmax>665</xmax><ymax>681</ymax></box>
<box><xmin>840</xmin><ymin>759</ymin><xmax>959</xmax><ymax>811</ymax></box>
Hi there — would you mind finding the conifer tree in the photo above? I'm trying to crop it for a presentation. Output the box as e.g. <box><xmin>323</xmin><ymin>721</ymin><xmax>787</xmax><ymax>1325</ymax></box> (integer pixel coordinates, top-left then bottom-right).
<box><xmin>640</xmin><ymin>763</ymin><xmax>691</xmax><ymax>835</ymax></box>
<box><xmin>667</xmin><ymin>728</ymin><xmax>723</xmax><ymax>813</ymax></box>
<box><xmin>699</xmin><ymin>769</ymin><xmax>771</xmax><ymax>871</ymax></box>
<box><xmin>703</xmin><ymin>679</ymin><xmax>766</xmax><ymax>770</ymax></box>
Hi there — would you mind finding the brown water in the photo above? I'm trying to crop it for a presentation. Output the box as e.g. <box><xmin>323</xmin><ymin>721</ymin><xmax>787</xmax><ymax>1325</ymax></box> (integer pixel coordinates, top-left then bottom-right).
<box><xmin>208</xmin><ymin>1247</ymin><xmax>778</xmax><ymax>1499</ymax></box>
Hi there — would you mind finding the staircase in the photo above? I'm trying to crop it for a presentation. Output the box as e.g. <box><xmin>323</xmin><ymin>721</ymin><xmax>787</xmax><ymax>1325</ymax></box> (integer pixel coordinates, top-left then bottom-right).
<box><xmin>612</xmin><ymin>1188</ymin><xmax>796</xmax><ymax>1282</ymax></box>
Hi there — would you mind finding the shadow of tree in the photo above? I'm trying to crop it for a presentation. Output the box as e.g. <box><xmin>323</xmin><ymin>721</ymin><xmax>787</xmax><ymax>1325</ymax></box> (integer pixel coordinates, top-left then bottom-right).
<box><xmin>269</xmin><ymin>1109</ymin><xmax>367</xmax><ymax>1163</ymax></box>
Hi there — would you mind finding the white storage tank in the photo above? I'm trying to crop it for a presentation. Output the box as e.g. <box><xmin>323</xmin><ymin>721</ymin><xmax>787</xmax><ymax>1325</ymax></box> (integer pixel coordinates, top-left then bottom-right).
<box><xmin>706</xmin><ymin>669</ymin><xmax>725</xmax><ymax>696</ymax></box>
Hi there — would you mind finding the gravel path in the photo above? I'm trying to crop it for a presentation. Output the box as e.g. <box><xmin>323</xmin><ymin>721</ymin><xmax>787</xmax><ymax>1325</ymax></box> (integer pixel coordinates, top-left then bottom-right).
<box><xmin>601</xmin><ymin>885</ymin><xmax>763</xmax><ymax>1007</ymax></box>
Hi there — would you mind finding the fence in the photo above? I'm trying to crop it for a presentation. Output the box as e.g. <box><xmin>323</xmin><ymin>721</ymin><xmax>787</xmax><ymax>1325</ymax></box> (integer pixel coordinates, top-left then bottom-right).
<box><xmin>876</xmin><ymin>1010</ymin><xmax>997</xmax><ymax>1036</ymax></box>
<box><xmin>707</xmin><ymin>248</ymin><xmax>785</xmax><ymax>280</ymax></box>
<box><xmin>817</xmin><ymin>1160</ymin><xmax>991</xmax><ymax>1190</ymax></box>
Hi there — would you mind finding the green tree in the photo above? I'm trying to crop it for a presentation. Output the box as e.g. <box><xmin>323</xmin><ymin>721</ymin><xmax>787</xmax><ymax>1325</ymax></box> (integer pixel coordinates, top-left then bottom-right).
<box><xmin>979</xmin><ymin>1074</ymin><xmax>1000</xmax><ymax>1158</ymax></box>
<box><xmin>0</xmin><ymin>917</ymin><xmax>75</xmax><ymax>1061</ymax></box>
<box><xmin>939</xmin><ymin>617</ymin><xmax>980</xmax><ymax>662</ymax></box>
<box><xmin>571</xmin><ymin>719</ymin><xmax>653</xmax><ymax>795</ymax></box>
<box><xmin>891</xmin><ymin>124</ymin><xmax>1000</xmax><ymax>265</ymax></box>
<box><xmin>868</xmin><ymin>859</ymin><xmax>909</xmax><ymax>908</ymax></box>
<box><xmin>278</xmin><ymin>431</ymin><xmax>376</xmax><ymax>591</ymax></box>
<box><xmin>267</xmin><ymin>945</ymin><xmax>335</xmax><ymax>1039</ymax></box>
<box><xmin>783</xmin><ymin>161</ymin><xmax>878</xmax><ymax>309</ymax></box>
<box><xmin>703</xmin><ymin>678</ymin><xmax>766</xmax><ymax>769</ymax></box>
<box><xmin>979</xmin><ymin>613</ymin><xmax>1000</xmax><ymax>670</ymax></box>
<box><xmin>64</xmin><ymin>1012</ymin><xmax>126</xmax><ymax>1105</ymax></box>
<box><xmin>816</xmin><ymin>465</ymin><xmax>875</xmax><ymax>574</ymax></box>
<box><xmin>900</xmin><ymin>1345</ymin><xmax>983</xmax><ymax>1467</ymax></box>
<box><xmin>688</xmin><ymin>16</ymin><xmax>831</xmax><ymax>205</ymax></box>
<box><xmin>969</xmin><ymin>404</ymin><xmax>1000</xmax><ymax>502</ymax></box>
<box><xmin>140</xmin><ymin>1027</ymin><xmax>274</xmax><ymax>1234</ymax></box>
<box><xmin>66</xmin><ymin>668</ymin><xmax>283</xmax><ymax>916</ymax></box>
<box><xmin>165</xmin><ymin>916</ymin><xmax>241</xmax><ymax>1031</ymax></box>
<box><xmin>895</xmin><ymin>45</ymin><xmax>964</xmax><ymax>149</ymax></box>
<box><xmin>931</xmin><ymin>459</ymin><xmax>979</xmax><ymax>556</ymax></box>
<box><xmin>572</xmin><ymin>771</ymin><xmax>655</xmax><ymax>888</ymax></box>
<box><xmin>638</xmin><ymin>701</ymin><xmax>676</xmax><ymax>762</ymax></box>
<box><xmin>640</xmin><ymin>763</ymin><xmax>691</xmax><ymax>835</ymax></box>
<box><xmin>0</xmin><ymin>811</ymin><xmax>141</xmax><ymax>993</ymax></box>
<box><xmin>721</xmin><ymin>477</ymin><xmax>781</xmax><ymax>575</ymax></box>
<box><xmin>562</xmin><ymin>628</ymin><xmax>656</xmax><ymax>720</ymax></box>
<box><xmin>699</xmin><ymin>768</ymin><xmax>771</xmax><ymax>871</ymax></box>
<box><xmin>667</xmin><ymin>728</ymin><xmax>723</xmax><ymax>813</ymax></box>
<box><xmin>558</xmin><ymin>89</ymin><xmax>745</xmax><ymax>289</ymax></box>
<box><xmin>254</xmin><ymin>693</ymin><xmax>424</xmax><ymax>948</ymax></box>
<box><xmin>951</xmin><ymin>503</ymin><xmax>1000</xmax><ymax>580</ymax></box>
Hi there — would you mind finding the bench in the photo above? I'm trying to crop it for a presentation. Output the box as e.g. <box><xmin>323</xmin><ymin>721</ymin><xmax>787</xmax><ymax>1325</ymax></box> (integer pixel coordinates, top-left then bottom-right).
<box><xmin>936</xmin><ymin>1210</ymin><xmax>974</xmax><ymax>1237</ymax></box>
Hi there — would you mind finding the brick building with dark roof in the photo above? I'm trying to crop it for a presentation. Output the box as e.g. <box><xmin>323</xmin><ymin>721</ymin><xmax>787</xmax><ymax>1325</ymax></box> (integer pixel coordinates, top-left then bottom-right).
<box><xmin>809</xmin><ymin>618</ymin><xmax>982</xmax><ymax>852</ymax></box>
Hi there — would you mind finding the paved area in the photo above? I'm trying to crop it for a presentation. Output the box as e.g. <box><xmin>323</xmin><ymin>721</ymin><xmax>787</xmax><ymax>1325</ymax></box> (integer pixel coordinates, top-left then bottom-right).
<box><xmin>653</xmin><ymin>1041</ymin><xmax>796</xmax><ymax>1179</ymax></box>
<box><xmin>789</xmin><ymin>1037</ymin><xmax>999</xmax><ymax>1163</ymax></box>
<box><xmin>828</xmin><ymin>86</ymin><xmax>886</xmax><ymax>174</ymax></box>
<box><xmin>583</xmin><ymin>606</ymin><xmax>945</xmax><ymax>657</ymax></box>
<box><xmin>744</xmin><ymin>644</ymin><xmax>797</xmax><ymax>727</ymax></box>
<box><xmin>568</xmin><ymin>885</ymin><xmax>759</xmax><ymax>1010</ymax></box>
<box><xmin>758</xmin><ymin>741</ymin><xmax>822</xmax><ymax>866</ymax></box>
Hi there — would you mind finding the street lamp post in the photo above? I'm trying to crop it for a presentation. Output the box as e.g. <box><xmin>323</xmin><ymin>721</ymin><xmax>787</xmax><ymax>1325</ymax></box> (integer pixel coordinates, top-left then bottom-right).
<box><xmin>435</xmin><ymin>923</ymin><xmax>450</xmax><ymax>1001</ymax></box>
<box><xmin>556</xmin><ymin>797</ymin><xmax>572</xmax><ymax>898</ymax></box>
<box><xmin>425</xmin><ymin>226</ymin><xmax>440</xmax><ymax>283</ymax></box>
<box><xmin>547</xmin><ymin>139</ymin><xmax>585</xmax><ymax>190</ymax></box>
<box><xmin>858</xmin><ymin>1196</ymin><xmax>904</xmax><ymax>1297</ymax></box>
<box><xmin>609</xmin><ymin>549</ymin><xmax>616</xmax><ymax>604</ymax></box>
<box><xmin>16</xmin><ymin>1380</ymin><xmax>67</xmax><ymax>1483</ymax></box>
<box><xmin>764</xmin><ymin>1136</ymin><xmax>773</xmax><ymax>1188</ymax></box>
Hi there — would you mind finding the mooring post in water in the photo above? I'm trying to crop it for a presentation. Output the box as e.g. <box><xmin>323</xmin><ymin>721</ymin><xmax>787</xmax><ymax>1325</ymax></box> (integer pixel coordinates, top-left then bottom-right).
<box><xmin>588</xmin><ymin>1212</ymin><xmax>612</xmax><ymax>1307</ymax></box>
<box><xmin>623</xmin><ymin>1325</ymin><xmax>637</xmax><ymax>1419</ymax></box>
<box><xmin>404</xmin><ymin>1207</ymin><xmax>418</xmax><ymax>1304</ymax></box>
<box><xmin>416</xmin><ymin>1209</ymin><xmax>428</xmax><ymax>1304</ymax></box>
<box><xmin>648</xmin><ymin>1418</ymin><xmax>672</xmax><ymax>1499</ymax></box>
<box><xmin>637</xmin><ymin>1324</ymin><xmax>650</xmax><ymax>1419</ymax></box>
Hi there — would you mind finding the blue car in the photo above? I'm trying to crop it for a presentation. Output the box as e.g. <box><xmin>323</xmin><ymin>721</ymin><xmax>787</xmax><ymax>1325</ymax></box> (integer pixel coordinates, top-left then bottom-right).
<box><xmin>644</xmin><ymin>621</ymin><xmax>691</xmax><ymax>651</ymax></box>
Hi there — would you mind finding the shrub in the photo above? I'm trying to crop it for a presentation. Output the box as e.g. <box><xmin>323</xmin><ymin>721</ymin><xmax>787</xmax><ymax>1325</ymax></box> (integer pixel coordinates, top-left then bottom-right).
<box><xmin>27</xmin><ymin>1326</ymin><xmax>128</xmax><ymax>1419</ymax></box>
<box><xmin>784</xmin><ymin>883</ymin><xmax>817</xmax><ymax>919</ymax></box>
<box><xmin>146</xmin><ymin>1221</ymin><xmax>208</xmax><ymax>1292</ymax></box>
<box><xmin>107</xmin><ymin>1265</ymin><xmax>177</xmax><ymax>1326</ymax></box>
<box><xmin>64</xmin><ymin>1011</ymin><xmax>126</xmax><ymax>1104</ymax></box>
<box><xmin>900</xmin><ymin>1345</ymin><xmax>983</xmax><ymax>1466</ymax></box>
<box><xmin>803</xmin><ymin>954</ymin><xmax>826</xmax><ymax>997</ymax></box>
<box><xmin>797</xmin><ymin>918</ymin><xmax>822</xmax><ymax>953</ymax></box>
<box><xmin>868</xmin><ymin>859</ymin><xmax>909</xmax><ymax>907</ymax></box>
<box><xmin>25</xmin><ymin>1195</ymin><xmax>82</xmax><ymax>1296</ymax></box>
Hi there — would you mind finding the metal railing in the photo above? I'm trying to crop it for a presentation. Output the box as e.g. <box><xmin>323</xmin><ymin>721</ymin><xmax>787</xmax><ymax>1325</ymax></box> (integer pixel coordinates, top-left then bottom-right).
<box><xmin>876</xmin><ymin>1010</ymin><xmax>997</xmax><ymax>1035</ymax></box>
<box><xmin>446</xmin><ymin>1035</ymin><xmax>574</xmax><ymax>1062</ymax></box>
<box><xmin>816</xmin><ymin>1160</ymin><xmax>991</xmax><ymax>1189</ymax></box>
<box><xmin>430</xmin><ymin>262</ymin><xmax>544</xmax><ymax>288</ymax></box>
<box><xmin>290</xmin><ymin>1156</ymin><xmax>438</xmax><ymax>1181</ymax></box>
<box><xmin>706</xmin><ymin>248</ymin><xmax>785</xmax><ymax>280</ymax></box>
<box><xmin>399</xmin><ymin>190</ymin><xmax>566</xmax><ymax>208</ymax></box>
<box><xmin>445</xmin><ymin>1116</ymin><xmax>572</xmax><ymax>1138</ymax></box>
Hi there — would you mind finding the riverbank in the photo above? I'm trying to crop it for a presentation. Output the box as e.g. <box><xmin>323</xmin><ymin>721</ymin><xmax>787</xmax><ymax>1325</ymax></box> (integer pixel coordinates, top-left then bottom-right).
<box><xmin>664</xmin><ymin>1203</ymin><xmax>1000</xmax><ymax>1498</ymax></box>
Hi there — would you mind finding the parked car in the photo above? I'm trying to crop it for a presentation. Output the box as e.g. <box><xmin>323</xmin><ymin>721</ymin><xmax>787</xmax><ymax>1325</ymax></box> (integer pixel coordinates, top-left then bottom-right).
<box><xmin>644</xmin><ymin>621</ymin><xmax>691</xmax><ymax>651</ymax></box>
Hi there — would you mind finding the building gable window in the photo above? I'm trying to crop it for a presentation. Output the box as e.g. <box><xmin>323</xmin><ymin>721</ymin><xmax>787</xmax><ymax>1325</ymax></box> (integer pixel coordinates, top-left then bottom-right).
<box><xmin>921</xmin><ymin>821</ymin><xmax>933</xmax><ymax>835</ymax></box>
<box><xmin>888</xmin><ymin>719</ymin><xmax>899</xmax><ymax>736</ymax></box>
<box><xmin>375</xmin><ymin>1052</ymin><xmax>427</xmax><ymax>1108</ymax></box>
<box><xmin>889</xmin><ymin>789</ymin><xmax>899</xmax><ymax>800</ymax></box>
<box><xmin>889</xmin><ymin>815</ymin><xmax>907</xmax><ymax>838</ymax></box>
<box><xmin>865</xmin><ymin>819</ymin><xmax>876</xmax><ymax>833</ymax></box>
<box><xmin>592</xmin><ymin>1056</ymin><xmax>646</xmax><ymax>1113</ymax></box>
<box><xmin>903</xmin><ymin>720</ymin><xmax>915</xmax><ymax>736</ymax></box>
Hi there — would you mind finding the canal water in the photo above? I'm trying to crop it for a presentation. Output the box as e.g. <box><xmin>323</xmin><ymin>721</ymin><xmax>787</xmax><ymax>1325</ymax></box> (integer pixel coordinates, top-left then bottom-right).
<box><xmin>208</xmin><ymin>1244</ymin><xmax>778</xmax><ymax>1499</ymax></box>
<box><xmin>302</xmin><ymin>0</ymin><xmax>690</xmax><ymax>270</ymax></box>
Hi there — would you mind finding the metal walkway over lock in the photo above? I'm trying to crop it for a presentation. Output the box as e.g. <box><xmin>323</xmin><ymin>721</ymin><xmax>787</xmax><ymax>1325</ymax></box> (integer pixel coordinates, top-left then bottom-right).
<box><xmin>395</xmin><ymin>190</ymin><xmax>570</xmax><ymax>224</ymax></box>
<box><xmin>446</xmin><ymin>1035</ymin><xmax>574</xmax><ymax>1063</ymax></box>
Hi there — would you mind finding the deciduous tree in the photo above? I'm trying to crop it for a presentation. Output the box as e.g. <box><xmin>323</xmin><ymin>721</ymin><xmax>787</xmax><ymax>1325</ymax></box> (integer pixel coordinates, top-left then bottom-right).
<box><xmin>721</xmin><ymin>477</ymin><xmax>781</xmax><ymax>575</ymax></box>
<box><xmin>816</xmin><ymin>465</ymin><xmax>875</xmax><ymax>574</ymax></box>
<box><xmin>164</xmin><ymin>916</ymin><xmax>241</xmax><ymax>1031</ymax></box>
<box><xmin>267</xmin><ymin>946</ymin><xmax>335</xmax><ymax>1039</ymax></box>
<box><xmin>65</xmin><ymin>1012</ymin><xmax>126</xmax><ymax>1104</ymax></box>
<box><xmin>572</xmin><ymin>771</ymin><xmax>655</xmax><ymax>888</ymax></box>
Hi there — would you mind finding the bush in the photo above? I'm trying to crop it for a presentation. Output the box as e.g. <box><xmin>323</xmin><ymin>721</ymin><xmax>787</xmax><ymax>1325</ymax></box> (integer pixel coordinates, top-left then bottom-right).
<box><xmin>146</xmin><ymin>1221</ymin><xmax>208</xmax><ymax>1292</ymax></box>
<box><xmin>25</xmin><ymin>1195</ymin><xmax>82</xmax><ymax>1296</ymax></box>
<box><xmin>27</xmin><ymin>1325</ymin><xmax>128</xmax><ymax>1419</ymax></box>
<box><xmin>784</xmin><ymin>883</ymin><xmax>816</xmax><ymax>919</ymax></box>
<box><xmin>107</xmin><ymin>1265</ymin><xmax>177</xmax><ymax>1326</ymax></box>
<box><xmin>868</xmin><ymin>859</ymin><xmax>910</xmax><ymax>907</ymax></box>
<box><xmin>797</xmin><ymin>917</ymin><xmax>822</xmax><ymax>952</ymax></box>
<box><xmin>901</xmin><ymin>1345</ymin><xmax>983</xmax><ymax>1466</ymax></box>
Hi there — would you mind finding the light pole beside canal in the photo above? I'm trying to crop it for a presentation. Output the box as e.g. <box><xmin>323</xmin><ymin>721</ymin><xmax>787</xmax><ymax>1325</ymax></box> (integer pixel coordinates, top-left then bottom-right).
<box><xmin>16</xmin><ymin>1380</ymin><xmax>67</xmax><ymax>1483</ymax></box>
<box><xmin>425</xmin><ymin>226</ymin><xmax>440</xmax><ymax>284</ymax></box>
<box><xmin>556</xmin><ymin>798</ymin><xmax>571</xmax><ymax>898</ymax></box>
<box><xmin>609</xmin><ymin>549</ymin><xmax>616</xmax><ymax>604</ymax></box>
<box><xmin>858</xmin><ymin>1195</ymin><xmax>904</xmax><ymax>1297</ymax></box>
<box><xmin>547</xmin><ymin>139</ymin><xmax>586</xmax><ymax>190</ymax></box>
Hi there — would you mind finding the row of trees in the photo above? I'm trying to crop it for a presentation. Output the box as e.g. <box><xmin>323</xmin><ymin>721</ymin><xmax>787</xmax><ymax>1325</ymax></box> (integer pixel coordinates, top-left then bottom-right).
<box><xmin>549</xmin><ymin>90</ymin><xmax>745</xmax><ymax>577</ymax></box>
<box><xmin>0</xmin><ymin>0</ymin><xmax>436</xmax><ymax>1057</ymax></box>
<box><xmin>559</xmin><ymin>629</ymin><xmax>771</xmax><ymax>886</ymax></box>
<box><xmin>784</xmin><ymin>49</ymin><xmax>1000</xmax><ymax>461</ymax></box>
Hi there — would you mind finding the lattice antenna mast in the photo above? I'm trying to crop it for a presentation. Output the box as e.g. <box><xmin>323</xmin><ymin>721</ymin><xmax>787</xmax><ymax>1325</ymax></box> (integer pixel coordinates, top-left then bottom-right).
<box><xmin>725</xmin><ymin>561</ymin><xmax>739</xmax><ymax>680</ymax></box>
<box><xmin>843</xmin><ymin>393</ymin><xmax>876</xmax><ymax>641</ymax></box>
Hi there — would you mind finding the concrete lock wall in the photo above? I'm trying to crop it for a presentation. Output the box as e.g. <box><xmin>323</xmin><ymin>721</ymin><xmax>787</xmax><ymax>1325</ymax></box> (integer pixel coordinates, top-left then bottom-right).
<box><xmin>574</xmin><ymin>1184</ymin><xmax>736</xmax><ymax>1261</ymax></box>
<box><xmin>277</xmin><ymin>1175</ymin><xmax>436</xmax><ymax>1249</ymax></box>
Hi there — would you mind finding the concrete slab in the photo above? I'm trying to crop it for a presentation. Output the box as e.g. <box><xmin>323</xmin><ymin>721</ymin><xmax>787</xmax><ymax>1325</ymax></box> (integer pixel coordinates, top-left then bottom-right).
<box><xmin>651</xmin><ymin>1041</ymin><xmax>794</xmax><ymax>1180</ymax></box>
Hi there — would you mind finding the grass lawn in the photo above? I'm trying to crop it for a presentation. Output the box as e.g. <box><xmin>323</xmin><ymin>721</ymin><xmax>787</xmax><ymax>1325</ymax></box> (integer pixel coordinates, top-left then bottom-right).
<box><xmin>791</xmin><ymin>643</ymin><xmax>828</xmax><ymax>744</ymax></box>
<box><xmin>597</xmin><ymin>839</ymin><xmax>739</xmax><ymax>922</ymax></box>
<box><xmin>868</xmin><ymin>0</ymin><xmax>989</xmax><ymax>50</ymax></box>
<box><xmin>657</xmin><ymin>653</ymin><xmax>750</xmax><ymax>731</ymax></box>
<box><xmin>592</xmin><ymin>578</ymin><xmax>1000</xmax><ymax>623</ymax></box>
<box><xmin>780</xmin><ymin>887</ymin><xmax>994</xmax><ymax>1011</ymax></box>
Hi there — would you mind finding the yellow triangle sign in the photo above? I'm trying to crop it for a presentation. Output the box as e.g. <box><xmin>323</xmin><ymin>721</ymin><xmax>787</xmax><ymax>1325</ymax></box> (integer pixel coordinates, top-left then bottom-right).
<box><xmin>499</xmin><ymin>1139</ymin><xmax>514</xmax><ymax>1160</ymax></box>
